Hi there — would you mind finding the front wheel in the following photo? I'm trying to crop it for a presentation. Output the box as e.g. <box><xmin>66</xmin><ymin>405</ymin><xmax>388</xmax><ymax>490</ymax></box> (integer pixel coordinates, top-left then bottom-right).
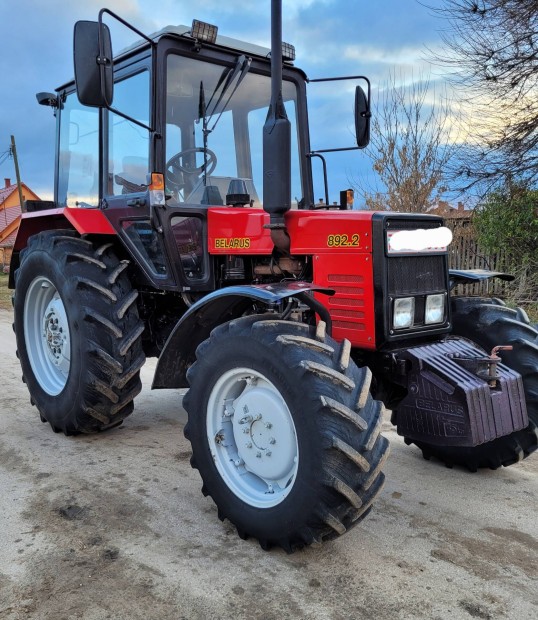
<box><xmin>183</xmin><ymin>316</ymin><xmax>389</xmax><ymax>551</ymax></box>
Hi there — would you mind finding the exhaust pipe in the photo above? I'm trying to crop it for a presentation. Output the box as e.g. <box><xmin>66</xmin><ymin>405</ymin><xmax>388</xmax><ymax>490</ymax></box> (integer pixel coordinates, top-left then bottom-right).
<box><xmin>263</xmin><ymin>0</ymin><xmax>291</xmax><ymax>254</ymax></box>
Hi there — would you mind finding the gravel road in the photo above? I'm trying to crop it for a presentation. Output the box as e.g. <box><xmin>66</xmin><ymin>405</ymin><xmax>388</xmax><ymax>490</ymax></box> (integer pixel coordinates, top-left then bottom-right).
<box><xmin>0</xmin><ymin>308</ymin><xmax>536</xmax><ymax>620</ymax></box>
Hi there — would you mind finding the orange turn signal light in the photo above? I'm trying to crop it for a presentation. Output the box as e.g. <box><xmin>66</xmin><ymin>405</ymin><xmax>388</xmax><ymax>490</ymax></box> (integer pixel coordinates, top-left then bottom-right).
<box><xmin>149</xmin><ymin>173</ymin><xmax>165</xmax><ymax>191</ymax></box>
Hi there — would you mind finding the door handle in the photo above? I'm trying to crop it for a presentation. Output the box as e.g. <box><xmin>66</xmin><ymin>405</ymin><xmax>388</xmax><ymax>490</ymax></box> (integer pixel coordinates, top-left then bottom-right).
<box><xmin>127</xmin><ymin>198</ymin><xmax>146</xmax><ymax>207</ymax></box>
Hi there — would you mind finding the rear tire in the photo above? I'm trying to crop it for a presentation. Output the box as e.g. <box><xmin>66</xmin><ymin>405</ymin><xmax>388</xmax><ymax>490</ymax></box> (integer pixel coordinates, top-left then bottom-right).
<box><xmin>183</xmin><ymin>316</ymin><xmax>389</xmax><ymax>551</ymax></box>
<box><xmin>406</xmin><ymin>298</ymin><xmax>538</xmax><ymax>470</ymax></box>
<box><xmin>13</xmin><ymin>230</ymin><xmax>145</xmax><ymax>434</ymax></box>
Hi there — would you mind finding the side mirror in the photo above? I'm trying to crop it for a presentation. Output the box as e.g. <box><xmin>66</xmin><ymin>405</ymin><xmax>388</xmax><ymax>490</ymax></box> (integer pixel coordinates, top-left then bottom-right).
<box><xmin>74</xmin><ymin>20</ymin><xmax>114</xmax><ymax>107</ymax></box>
<box><xmin>355</xmin><ymin>85</ymin><xmax>370</xmax><ymax>148</ymax></box>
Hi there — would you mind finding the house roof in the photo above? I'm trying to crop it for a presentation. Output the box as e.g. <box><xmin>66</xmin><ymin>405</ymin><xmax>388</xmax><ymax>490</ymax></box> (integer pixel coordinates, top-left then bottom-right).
<box><xmin>0</xmin><ymin>228</ymin><xmax>18</xmax><ymax>248</ymax></box>
<box><xmin>0</xmin><ymin>204</ymin><xmax>21</xmax><ymax>230</ymax></box>
<box><xmin>0</xmin><ymin>182</ymin><xmax>40</xmax><ymax>206</ymax></box>
<box><xmin>0</xmin><ymin>184</ymin><xmax>17</xmax><ymax>205</ymax></box>
<box><xmin>0</xmin><ymin>204</ymin><xmax>21</xmax><ymax>248</ymax></box>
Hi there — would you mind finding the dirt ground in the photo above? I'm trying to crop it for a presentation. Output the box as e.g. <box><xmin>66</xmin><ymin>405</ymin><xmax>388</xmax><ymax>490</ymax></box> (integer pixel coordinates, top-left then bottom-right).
<box><xmin>0</xmin><ymin>308</ymin><xmax>536</xmax><ymax>620</ymax></box>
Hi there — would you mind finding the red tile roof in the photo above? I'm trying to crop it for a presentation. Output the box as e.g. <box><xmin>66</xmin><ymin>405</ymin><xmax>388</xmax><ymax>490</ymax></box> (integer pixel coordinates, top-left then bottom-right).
<box><xmin>0</xmin><ymin>229</ymin><xmax>18</xmax><ymax>248</ymax></box>
<box><xmin>0</xmin><ymin>184</ymin><xmax>17</xmax><ymax>205</ymax></box>
<box><xmin>0</xmin><ymin>182</ymin><xmax>40</xmax><ymax>206</ymax></box>
<box><xmin>0</xmin><ymin>204</ymin><xmax>21</xmax><ymax>230</ymax></box>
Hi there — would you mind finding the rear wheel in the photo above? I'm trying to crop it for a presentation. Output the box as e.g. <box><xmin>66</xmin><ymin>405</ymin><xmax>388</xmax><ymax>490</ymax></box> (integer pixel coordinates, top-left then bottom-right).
<box><xmin>406</xmin><ymin>298</ymin><xmax>538</xmax><ymax>470</ymax></box>
<box><xmin>14</xmin><ymin>230</ymin><xmax>145</xmax><ymax>434</ymax></box>
<box><xmin>183</xmin><ymin>316</ymin><xmax>389</xmax><ymax>551</ymax></box>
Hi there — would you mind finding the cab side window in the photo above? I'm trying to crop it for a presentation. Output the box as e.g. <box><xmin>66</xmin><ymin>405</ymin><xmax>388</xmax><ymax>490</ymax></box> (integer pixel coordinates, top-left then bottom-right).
<box><xmin>58</xmin><ymin>94</ymin><xmax>99</xmax><ymax>208</ymax></box>
<box><xmin>108</xmin><ymin>71</ymin><xmax>150</xmax><ymax>195</ymax></box>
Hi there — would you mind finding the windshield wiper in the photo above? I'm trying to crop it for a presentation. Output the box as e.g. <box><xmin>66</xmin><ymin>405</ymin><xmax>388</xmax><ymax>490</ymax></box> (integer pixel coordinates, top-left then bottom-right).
<box><xmin>206</xmin><ymin>54</ymin><xmax>251</xmax><ymax>129</ymax></box>
<box><xmin>198</xmin><ymin>54</ymin><xmax>251</xmax><ymax>185</ymax></box>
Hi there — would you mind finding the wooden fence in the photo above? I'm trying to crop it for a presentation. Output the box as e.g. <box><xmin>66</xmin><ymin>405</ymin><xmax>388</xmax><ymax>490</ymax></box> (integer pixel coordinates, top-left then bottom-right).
<box><xmin>446</xmin><ymin>217</ymin><xmax>525</xmax><ymax>299</ymax></box>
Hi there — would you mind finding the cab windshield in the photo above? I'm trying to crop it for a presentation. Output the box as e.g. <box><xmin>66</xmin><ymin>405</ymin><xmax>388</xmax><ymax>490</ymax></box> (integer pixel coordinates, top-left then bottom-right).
<box><xmin>165</xmin><ymin>53</ymin><xmax>302</xmax><ymax>208</ymax></box>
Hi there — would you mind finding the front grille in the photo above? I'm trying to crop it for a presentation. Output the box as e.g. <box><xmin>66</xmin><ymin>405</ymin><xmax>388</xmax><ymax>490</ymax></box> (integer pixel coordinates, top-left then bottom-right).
<box><xmin>388</xmin><ymin>255</ymin><xmax>446</xmax><ymax>295</ymax></box>
<box><xmin>386</xmin><ymin>218</ymin><xmax>442</xmax><ymax>231</ymax></box>
<box><xmin>372</xmin><ymin>213</ymin><xmax>451</xmax><ymax>345</ymax></box>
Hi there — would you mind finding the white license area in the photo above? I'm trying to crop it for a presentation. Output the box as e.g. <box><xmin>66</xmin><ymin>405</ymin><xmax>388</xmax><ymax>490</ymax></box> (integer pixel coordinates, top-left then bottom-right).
<box><xmin>387</xmin><ymin>227</ymin><xmax>453</xmax><ymax>254</ymax></box>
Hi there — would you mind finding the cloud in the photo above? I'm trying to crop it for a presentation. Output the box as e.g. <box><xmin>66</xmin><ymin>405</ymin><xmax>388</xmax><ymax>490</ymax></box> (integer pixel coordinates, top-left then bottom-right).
<box><xmin>0</xmin><ymin>0</ymin><xmax>452</xmax><ymax>201</ymax></box>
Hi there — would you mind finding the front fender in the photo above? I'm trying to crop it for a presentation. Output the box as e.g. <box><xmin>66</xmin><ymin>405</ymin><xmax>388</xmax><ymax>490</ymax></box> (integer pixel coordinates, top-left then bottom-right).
<box><xmin>449</xmin><ymin>268</ymin><xmax>514</xmax><ymax>289</ymax></box>
<box><xmin>152</xmin><ymin>282</ymin><xmax>333</xmax><ymax>389</ymax></box>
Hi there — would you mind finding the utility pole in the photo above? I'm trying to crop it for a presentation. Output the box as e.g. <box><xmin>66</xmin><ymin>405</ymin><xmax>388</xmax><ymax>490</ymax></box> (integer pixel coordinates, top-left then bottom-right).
<box><xmin>10</xmin><ymin>135</ymin><xmax>25</xmax><ymax>213</ymax></box>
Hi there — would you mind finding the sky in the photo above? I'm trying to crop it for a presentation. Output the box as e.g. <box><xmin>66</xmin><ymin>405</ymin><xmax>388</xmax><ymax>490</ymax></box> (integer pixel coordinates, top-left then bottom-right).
<box><xmin>0</xmin><ymin>0</ymin><xmax>447</xmax><ymax>203</ymax></box>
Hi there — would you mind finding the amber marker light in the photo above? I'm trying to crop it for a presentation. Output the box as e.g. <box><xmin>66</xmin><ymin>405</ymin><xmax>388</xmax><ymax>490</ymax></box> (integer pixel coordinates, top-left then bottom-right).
<box><xmin>149</xmin><ymin>173</ymin><xmax>166</xmax><ymax>206</ymax></box>
<box><xmin>149</xmin><ymin>173</ymin><xmax>165</xmax><ymax>191</ymax></box>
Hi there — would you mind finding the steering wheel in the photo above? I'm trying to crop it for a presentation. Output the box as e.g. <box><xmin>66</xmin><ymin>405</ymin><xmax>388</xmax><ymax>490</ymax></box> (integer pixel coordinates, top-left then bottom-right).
<box><xmin>166</xmin><ymin>147</ymin><xmax>218</xmax><ymax>192</ymax></box>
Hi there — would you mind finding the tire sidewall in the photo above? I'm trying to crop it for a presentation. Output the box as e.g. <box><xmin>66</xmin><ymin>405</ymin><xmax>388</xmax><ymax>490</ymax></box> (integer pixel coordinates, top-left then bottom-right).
<box><xmin>15</xmin><ymin>246</ymin><xmax>84</xmax><ymax>426</ymax></box>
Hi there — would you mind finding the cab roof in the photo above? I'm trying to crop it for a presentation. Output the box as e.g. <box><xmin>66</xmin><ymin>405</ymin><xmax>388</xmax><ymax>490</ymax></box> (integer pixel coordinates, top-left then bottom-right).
<box><xmin>119</xmin><ymin>24</ymin><xmax>280</xmax><ymax>63</ymax></box>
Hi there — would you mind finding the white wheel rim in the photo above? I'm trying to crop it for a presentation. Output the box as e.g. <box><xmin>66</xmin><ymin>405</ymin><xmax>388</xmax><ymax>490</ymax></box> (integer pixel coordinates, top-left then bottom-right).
<box><xmin>24</xmin><ymin>276</ymin><xmax>71</xmax><ymax>395</ymax></box>
<box><xmin>206</xmin><ymin>367</ymin><xmax>299</xmax><ymax>508</ymax></box>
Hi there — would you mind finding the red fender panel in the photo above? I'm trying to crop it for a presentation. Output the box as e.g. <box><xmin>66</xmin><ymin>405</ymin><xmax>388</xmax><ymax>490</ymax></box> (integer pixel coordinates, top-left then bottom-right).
<box><xmin>13</xmin><ymin>207</ymin><xmax>116</xmax><ymax>252</ymax></box>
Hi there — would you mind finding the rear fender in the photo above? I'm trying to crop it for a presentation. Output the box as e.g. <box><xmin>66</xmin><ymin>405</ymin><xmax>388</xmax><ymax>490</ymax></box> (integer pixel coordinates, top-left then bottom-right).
<box><xmin>152</xmin><ymin>282</ymin><xmax>334</xmax><ymax>389</ymax></box>
<box><xmin>9</xmin><ymin>208</ymin><xmax>116</xmax><ymax>287</ymax></box>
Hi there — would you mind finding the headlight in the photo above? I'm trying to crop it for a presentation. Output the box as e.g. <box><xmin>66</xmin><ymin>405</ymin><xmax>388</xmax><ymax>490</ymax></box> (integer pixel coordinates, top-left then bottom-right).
<box><xmin>393</xmin><ymin>297</ymin><xmax>415</xmax><ymax>329</ymax></box>
<box><xmin>425</xmin><ymin>294</ymin><xmax>445</xmax><ymax>324</ymax></box>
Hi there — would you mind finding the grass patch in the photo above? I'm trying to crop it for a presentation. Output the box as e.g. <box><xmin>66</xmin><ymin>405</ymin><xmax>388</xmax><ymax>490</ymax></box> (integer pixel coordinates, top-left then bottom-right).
<box><xmin>520</xmin><ymin>302</ymin><xmax>538</xmax><ymax>324</ymax></box>
<box><xmin>0</xmin><ymin>273</ymin><xmax>13</xmax><ymax>311</ymax></box>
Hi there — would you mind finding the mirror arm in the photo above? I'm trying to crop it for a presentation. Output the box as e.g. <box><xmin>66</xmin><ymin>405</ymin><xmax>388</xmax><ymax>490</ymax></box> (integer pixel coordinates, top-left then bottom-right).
<box><xmin>97</xmin><ymin>8</ymin><xmax>157</xmax><ymax>135</ymax></box>
<box><xmin>307</xmin><ymin>75</ymin><xmax>371</xmax><ymax>112</ymax></box>
<box><xmin>107</xmin><ymin>105</ymin><xmax>157</xmax><ymax>135</ymax></box>
<box><xmin>98</xmin><ymin>8</ymin><xmax>154</xmax><ymax>46</ymax></box>
<box><xmin>309</xmin><ymin>146</ymin><xmax>360</xmax><ymax>155</ymax></box>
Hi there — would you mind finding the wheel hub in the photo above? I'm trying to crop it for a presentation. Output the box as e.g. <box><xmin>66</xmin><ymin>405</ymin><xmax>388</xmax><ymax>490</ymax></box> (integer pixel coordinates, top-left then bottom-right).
<box><xmin>206</xmin><ymin>368</ymin><xmax>299</xmax><ymax>508</ymax></box>
<box><xmin>43</xmin><ymin>296</ymin><xmax>69</xmax><ymax>365</ymax></box>
<box><xmin>24</xmin><ymin>277</ymin><xmax>71</xmax><ymax>396</ymax></box>
<box><xmin>232</xmin><ymin>385</ymin><xmax>296</xmax><ymax>481</ymax></box>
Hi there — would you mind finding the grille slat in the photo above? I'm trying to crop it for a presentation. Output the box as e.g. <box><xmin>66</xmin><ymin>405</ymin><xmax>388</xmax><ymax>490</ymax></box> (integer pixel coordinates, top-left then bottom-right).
<box><xmin>328</xmin><ymin>297</ymin><xmax>364</xmax><ymax>307</ymax></box>
<box><xmin>328</xmin><ymin>274</ymin><xmax>364</xmax><ymax>283</ymax></box>
<box><xmin>330</xmin><ymin>309</ymin><xmax>365</xmax><ymax>319</ymax></box>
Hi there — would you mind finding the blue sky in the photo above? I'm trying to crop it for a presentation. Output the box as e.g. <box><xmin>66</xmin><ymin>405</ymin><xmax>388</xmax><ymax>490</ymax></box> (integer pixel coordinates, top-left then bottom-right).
<box><xmin>0</xmin><ymin>0</ymin><xmax>447</xmax><ymax>202</ymax></box>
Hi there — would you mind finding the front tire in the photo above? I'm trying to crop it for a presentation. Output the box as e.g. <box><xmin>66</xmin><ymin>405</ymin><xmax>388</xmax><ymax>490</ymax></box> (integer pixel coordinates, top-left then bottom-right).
<box><xmin>14</xmin><ymin>230</ymin><xmax>145</xmax><ymax>434</ymax></box>
<box><xmin>183</xmin><ymin>316</ymin><xmax>389</xmax><ymax>551</ymax></box>
<box><xmin>406</xmin><ymin>298</ymin><xmax>538</xmax><ymax>470</ymax></box>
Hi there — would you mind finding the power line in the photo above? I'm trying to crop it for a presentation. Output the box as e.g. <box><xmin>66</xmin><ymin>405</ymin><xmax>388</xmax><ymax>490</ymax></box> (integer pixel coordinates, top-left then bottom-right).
<box><xmin>0</xmin><ymin>147</ymin><xmax>12</xmax><ymax>167</ymax></box>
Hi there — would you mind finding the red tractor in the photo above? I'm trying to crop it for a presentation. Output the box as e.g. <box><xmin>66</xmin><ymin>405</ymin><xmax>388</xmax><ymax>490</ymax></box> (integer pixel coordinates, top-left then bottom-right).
<box><xmin>10</xmin><ymin>2</ymin><xmax>537</xmax><ymax>551</ymax></box>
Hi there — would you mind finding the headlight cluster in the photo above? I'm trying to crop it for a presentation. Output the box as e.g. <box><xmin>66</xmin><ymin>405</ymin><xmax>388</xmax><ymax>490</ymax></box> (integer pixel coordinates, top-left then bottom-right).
<box><xmin>393</xmin><ymin>297</ymin><xmax>415</xmax><ymax>329</ymax></box>
<box><xmin>392</xmin><ymin>294</ymin><xmax>446</xmax><ymax>330</ymax></box>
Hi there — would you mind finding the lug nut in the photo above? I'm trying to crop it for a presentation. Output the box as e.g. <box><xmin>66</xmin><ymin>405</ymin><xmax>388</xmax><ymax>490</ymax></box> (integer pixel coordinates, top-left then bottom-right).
<box><xmin>269</xmin><ymin>437</ymin><xmax>276</xmax><ymax>445</ymax></box>
<box><xmin>265</xmin><ymin>422</ymin><xmax>272</xmax><ymax>429</ymax></box>
<box><xmin>245</xmin><ymin>442</ymin><xmax>252</xmax><ymax>449</ymax></box>
<box><xmin>266</xmin><ymin>451</ymin><xmax>272</xmax><ymax>457</ymax></box>
<box><xmin>256</xmin><ymin>452</ymin><xmax>262</xmax><ymax>458</ymax></box>
<box><xmin>239</xmin><ymin>415</ymin><xmax>252</xmax><ymax>424</ymax></box>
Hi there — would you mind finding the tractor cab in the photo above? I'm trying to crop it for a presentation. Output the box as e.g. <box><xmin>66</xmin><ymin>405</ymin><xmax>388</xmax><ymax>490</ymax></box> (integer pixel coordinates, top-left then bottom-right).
<box><xmin>58</xmin><ymin>23</ymin><xmax>306</xmax><ymax>212</ymax></box>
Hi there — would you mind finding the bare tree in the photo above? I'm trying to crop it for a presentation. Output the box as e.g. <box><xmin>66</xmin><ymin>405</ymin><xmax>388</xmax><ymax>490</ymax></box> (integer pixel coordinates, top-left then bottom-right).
<box><xmin>433</xmin><ymin>0</ymin><xmax>538</xmax><ymax>189</ymax></box>
<box><xmin>356</xmin><ymin>74</ymin><xmax>457</xmax><ymax>213</ymax></box>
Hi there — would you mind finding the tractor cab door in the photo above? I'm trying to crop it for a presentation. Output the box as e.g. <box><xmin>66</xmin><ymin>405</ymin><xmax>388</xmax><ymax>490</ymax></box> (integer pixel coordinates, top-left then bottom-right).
<box><xmin>102</xmin><ymin>64</ymin><xmax>176</xmax><ymax>285</ymax></box>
